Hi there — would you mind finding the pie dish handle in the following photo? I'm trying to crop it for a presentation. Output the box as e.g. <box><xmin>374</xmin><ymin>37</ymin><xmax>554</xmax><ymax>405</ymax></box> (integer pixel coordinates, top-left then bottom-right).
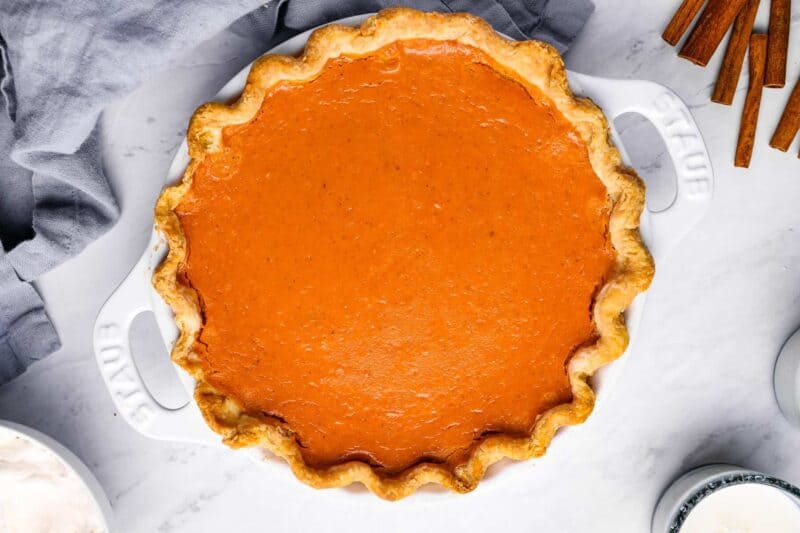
<box><xmin>571</xmin><ymin>74</ymin><xmax>714</xmax><ymax>261</ymax></box>
<box><xmin>93</xmin><ymin>233</ymin><xmax>219</xmax><ymax>444</ymax></box>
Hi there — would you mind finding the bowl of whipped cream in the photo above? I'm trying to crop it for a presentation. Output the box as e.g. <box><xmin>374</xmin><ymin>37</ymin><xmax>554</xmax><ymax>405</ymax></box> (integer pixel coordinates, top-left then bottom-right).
<box><xmin>0</xmin><ymin>420</ymin><xmax>112</xmax><ymax>532</ymax></box>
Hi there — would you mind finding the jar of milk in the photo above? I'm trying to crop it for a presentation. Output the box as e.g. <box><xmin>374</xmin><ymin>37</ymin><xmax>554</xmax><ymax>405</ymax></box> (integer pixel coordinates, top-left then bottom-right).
<box><xmin>652</xmin><ymin>464</ymin><xmax>800</xmax><ymax>533</ymax></box>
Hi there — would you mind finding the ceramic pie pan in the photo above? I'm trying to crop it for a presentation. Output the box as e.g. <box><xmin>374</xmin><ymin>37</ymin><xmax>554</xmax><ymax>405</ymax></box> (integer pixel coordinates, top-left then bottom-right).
<box><xmin>93</xmin><ymin>15</ymin><xmax>714</xmax><ymax>497</ymax></box>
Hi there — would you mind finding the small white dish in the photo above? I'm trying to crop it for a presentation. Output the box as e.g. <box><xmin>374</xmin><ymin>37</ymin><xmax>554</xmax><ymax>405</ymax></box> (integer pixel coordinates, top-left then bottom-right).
<box><xmin>0</xmin><ymin>420</ymin><xmax>114</xmax><ymax>532</ymax></box>
<box><xmin>775</xmin><ymin>327</ymin><xmax>800</xmax><ymax>427</ymax></box>
<box><xmin>652</xmin><ymin>464</ymin><xmax>800</xmax><ymax>533</ymax></box>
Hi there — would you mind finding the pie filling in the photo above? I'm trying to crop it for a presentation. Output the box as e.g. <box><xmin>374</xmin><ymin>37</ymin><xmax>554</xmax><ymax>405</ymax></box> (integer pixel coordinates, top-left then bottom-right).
<box><xmin>175</xmin><ymin>39</ymin><xmax>614</xmax><ymax>474</ymax></box>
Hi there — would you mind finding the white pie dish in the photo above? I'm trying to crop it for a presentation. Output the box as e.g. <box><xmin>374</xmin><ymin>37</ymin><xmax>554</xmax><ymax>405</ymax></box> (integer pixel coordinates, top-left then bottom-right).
<box><xmin>92</xmin><ymin>14</ymin><xmax>714</xmax><ymax>499</ymax></box>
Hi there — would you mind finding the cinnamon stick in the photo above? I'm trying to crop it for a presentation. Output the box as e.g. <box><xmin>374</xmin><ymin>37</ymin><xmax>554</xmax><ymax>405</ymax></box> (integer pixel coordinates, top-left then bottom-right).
<box><xmin>735</xmin><ymin>34</ymin><xmax>768</xmax><ymax>168</ymax></box>
<box><xmin>770</xmin><ymin>77</ymin><xmax>800</xmax><ymax>151</ymax></box>
<box><xmin>679</xmin><ymin>0</ymin><xmax>748</xmax><ymax>66</ymax></box>
<box><xmin>765</xmin><ymin>0</ymin><xmax>791</xmax><ymax>87</ymax></box>
<box><xmin>663</xmin><ymin>0</ymin><xmax>707</xmax><ymax>46</ymax></box>
<box><xmin>712</xmin><ymin>0</ymin><xmax>761</xmax><ymax>104</ymax></box>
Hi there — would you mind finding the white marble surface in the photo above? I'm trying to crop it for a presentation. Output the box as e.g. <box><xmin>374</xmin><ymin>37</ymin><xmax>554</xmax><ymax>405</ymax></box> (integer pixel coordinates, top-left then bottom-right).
<box><xmin>2</xmin><ymin>1</ymin><xmax>800</xmax><ymax>531</ymax></box>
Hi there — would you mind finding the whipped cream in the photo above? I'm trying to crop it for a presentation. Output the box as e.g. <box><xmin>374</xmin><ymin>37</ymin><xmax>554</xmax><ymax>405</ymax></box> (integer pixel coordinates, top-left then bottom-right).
<box><xmin>681</xmin><ymin>483</ymin><xmax>800</xmax><ymax>533</ymax></box>
<box><xmin>0</xmin><ymin>427</ymin><xmax>106</xmax><ymax>533</ymax></box>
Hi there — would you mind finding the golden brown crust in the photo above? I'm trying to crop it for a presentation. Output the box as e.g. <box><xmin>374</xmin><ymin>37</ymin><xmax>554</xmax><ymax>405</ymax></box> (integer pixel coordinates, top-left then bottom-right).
<box><xmin>153</xmin><ymin>7</ymin><xmax>654</xmax><ymax>500</ymax></box>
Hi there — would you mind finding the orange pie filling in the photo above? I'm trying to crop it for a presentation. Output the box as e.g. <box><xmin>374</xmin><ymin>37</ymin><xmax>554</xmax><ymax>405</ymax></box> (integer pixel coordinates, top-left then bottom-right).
<box><xmin>175</xmin><ymin>39</ymin><xmax>614</xmax><ymax>474</ymax></box>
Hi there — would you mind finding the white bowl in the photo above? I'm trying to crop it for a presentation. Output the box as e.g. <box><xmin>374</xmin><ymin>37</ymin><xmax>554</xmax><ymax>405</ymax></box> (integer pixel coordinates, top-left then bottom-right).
<box><xmin>0</xmin><ymin>420</ymin><xmax>114</xmax><ymax>532</ymax></box>
<box><xmin>652</xmin><ymin>464</ymin><xmax>800</xmax><ymax>532</ymax></box>
<box><xmin>775</xmin><ymin>327</ymin><xmax>800</xmax><ymax>427</ymax></box>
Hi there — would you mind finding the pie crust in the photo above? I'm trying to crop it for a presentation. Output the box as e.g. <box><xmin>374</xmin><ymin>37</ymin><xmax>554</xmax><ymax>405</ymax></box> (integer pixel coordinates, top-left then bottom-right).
<box><xmin>153</xmin><ymin>7</ymin><xmax>654</xmax><ymax>500</ymax></box>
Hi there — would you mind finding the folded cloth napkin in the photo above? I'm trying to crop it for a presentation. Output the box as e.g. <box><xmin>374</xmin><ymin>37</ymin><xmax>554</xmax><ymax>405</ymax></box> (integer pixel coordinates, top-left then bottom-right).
<box><xmin>0</xmin><ymin>0</ymin><xmax>594</xmax><ymax>384</ymax></box>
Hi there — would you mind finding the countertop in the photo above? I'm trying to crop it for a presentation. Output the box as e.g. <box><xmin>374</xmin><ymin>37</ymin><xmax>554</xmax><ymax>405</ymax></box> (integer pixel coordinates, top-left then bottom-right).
<box><xmin>1</xmin><ymin>1</ymin><xmax>800</xmax><ymax>531</ymax></box>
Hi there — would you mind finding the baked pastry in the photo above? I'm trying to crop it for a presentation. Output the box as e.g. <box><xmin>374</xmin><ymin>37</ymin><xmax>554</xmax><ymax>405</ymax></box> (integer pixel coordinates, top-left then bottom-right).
<box><xmin>154</xmin><ymin>7</ymin><xmax>653</xmax><ymax>500</ymax></box>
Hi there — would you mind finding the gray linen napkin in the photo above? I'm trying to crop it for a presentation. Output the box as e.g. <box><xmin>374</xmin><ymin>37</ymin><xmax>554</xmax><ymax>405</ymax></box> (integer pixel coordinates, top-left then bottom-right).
<box><xmin>0</xmin><ymin>0</ymin><xmax>594</xmax><ymax>384</ymax></box>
